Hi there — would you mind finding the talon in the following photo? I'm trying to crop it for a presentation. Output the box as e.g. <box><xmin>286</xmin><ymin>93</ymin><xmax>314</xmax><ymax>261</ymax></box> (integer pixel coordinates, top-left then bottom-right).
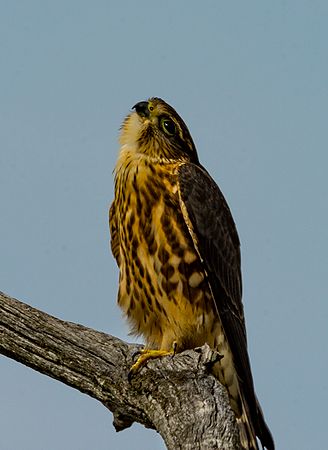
<box><xmin>127</xmin><ymin>368</ymin><xmax>134</xmax><ymax>382</ymax></box>
<box><xmin>213</xmin><ymin>351</ymin><xmax>224</xmax><ymax>363</ymax></box>
<box><xmin>171</xmin><ymin>341</ymin><xmax>178</xmax><ymax>358</ymax></box>
<box><xmin>204</xmin><ymin>351</ymin><xmax>224</xmax><ymax>370</ymax></box>
<box><xmin>131</xmin><ymin>347</ymin><xmax>143</xmax><ymax>361</ymax></box>
<box><xmin>128</xmin><ymin>348</ymin><xmax>175</xmax><ymax>378</ymax></box>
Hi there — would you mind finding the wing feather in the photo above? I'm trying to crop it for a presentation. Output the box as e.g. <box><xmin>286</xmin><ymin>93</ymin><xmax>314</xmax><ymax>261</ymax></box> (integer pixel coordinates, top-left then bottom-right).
<box><xmin>178</xmin><ymin>162</ymin><xmax>257</xmax><ymax>414</ymax></box>
<box><xmin>178</xmin><ymin>162</ymin><xmax>275</xmax><ymax>450</ymax></box>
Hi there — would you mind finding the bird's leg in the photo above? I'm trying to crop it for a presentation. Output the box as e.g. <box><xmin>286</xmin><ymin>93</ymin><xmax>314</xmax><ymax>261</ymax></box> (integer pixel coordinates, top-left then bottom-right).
<box><xmin>129</xmin><ymin>341</ymin><xmax>177</xmax><ymax>379</ymax></box>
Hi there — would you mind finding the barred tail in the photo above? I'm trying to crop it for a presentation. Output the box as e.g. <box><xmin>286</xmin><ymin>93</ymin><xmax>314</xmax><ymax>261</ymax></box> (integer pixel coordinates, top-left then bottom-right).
<box><xmin>237</xmin><ymin>393</ymin><xmax>275</xmax><ymax>450</ymax></box>
<box><xmin>255</xmin><ymin>397</ymin><xmax>275</xmax><ymax>450</ymax></box>
<box><xmin>211</xmin><ymin>345</ymin><xmax>274</xmax><ymax>449</ymax></box>
<box><xmin>237</xmin><ymin>398</ymin><xmax>259</xmax><ymax>450</ymax></box>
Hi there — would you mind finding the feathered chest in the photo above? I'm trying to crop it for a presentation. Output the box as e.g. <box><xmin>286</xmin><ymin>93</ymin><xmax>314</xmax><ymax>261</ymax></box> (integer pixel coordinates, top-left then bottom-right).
<box><xmin>111</xmin><ymin>155</ymin><xmax>212</xmax><ymax>344</ymax></box>
<box><xmin>114</xmin><ymin>157</ymin><xmax>182</xmax><ymax>257</ymax></box>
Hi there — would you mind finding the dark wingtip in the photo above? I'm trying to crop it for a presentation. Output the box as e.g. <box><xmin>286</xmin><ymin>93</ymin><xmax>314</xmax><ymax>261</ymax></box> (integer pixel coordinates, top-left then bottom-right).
<box><xmin>256</xmin><ymin>402</ymin><xmax>275</xmax><ymax>450</ymax></box>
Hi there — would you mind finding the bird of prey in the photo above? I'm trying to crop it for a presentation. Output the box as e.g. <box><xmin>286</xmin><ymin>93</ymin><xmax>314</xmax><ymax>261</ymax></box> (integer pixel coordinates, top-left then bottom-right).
<box><xmin>109</xmin><ymin>97</ymin><xmax>274</xmax><ymax>450</ymax></box>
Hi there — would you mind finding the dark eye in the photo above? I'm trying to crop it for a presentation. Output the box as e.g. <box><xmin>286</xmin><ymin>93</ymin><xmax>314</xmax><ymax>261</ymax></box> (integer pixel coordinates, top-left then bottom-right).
<box><xmin>160</xmin><ymin>117</ymin><xmax>176</xmax><ymax>136</ymax></box>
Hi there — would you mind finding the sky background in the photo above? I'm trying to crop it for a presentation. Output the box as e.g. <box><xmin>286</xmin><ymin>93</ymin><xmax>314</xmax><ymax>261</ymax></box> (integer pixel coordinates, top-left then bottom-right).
<box><xmin>0</xmin><ymin>2</ymin><xmax>327</xmax><ymax>449</ymax></box>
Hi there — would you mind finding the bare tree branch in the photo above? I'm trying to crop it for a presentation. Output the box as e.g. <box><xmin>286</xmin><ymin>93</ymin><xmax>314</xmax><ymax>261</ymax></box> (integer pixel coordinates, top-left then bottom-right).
<box><xmin>0</xmin><ymin>290</ymin><xmax>241</xmax><ymax>449</ymax></box>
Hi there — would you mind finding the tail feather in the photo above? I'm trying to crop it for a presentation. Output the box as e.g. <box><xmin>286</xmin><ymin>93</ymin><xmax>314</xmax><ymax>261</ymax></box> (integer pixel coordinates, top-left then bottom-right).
<box><xmin>237</xmin><ymin>394</ymin><xmax>275</xmax><ymax>450</ymax></box>
<box><xmin>236</xmin><ymin>414</ymin><xmax>258</xmax><ymax>450</ymax></box>
<box><xmin>211</xmin><ymin>348</ymin><xmax>274</xmax><ymax>449</ymax></box>
<box><xmin>255</xmin><ymin>397</ymin><xmax>275</xmax><ymax>450</ymax></box>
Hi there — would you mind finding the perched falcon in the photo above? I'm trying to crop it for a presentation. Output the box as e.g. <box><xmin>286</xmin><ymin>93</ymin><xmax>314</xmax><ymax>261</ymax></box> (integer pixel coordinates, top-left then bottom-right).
<box><xmin>110</xmin><ymin>97</ymin><xmax>274</xmax><ymax>450</ymax></box>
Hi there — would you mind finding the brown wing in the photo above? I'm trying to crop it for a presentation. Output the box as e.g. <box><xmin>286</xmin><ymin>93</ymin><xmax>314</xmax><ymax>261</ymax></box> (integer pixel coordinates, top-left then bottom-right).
<box><xmin>178</xmin><ymin>162</ymin><xmax>274</xmax><ymax>450</ymax></box>
<box><xmin>178</xmin><ymin>163</ymin><xmax>249</xmax><ymax>368</ymax></box>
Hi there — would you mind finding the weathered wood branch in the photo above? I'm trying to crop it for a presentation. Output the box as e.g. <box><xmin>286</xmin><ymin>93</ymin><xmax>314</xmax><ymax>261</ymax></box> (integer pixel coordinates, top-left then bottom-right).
<box><xmin>0</xmin><ymin>291</ymin><xmax>241</xmax><ymax>449</ymax></box>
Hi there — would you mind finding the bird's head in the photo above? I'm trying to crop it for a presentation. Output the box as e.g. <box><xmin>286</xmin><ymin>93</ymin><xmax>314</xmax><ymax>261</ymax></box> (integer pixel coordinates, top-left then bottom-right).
<box><xmin>119</xmin><ymin>97</ymin><xmax>199</xmax><ymax>164</ymax></box>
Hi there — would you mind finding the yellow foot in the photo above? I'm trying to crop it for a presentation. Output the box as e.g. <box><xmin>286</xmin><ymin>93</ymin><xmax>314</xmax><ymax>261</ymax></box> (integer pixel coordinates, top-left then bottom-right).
<box><xmin>129</xmin><ymin>343</ymin><xmax>177</xmax><ymax>380</ymax></box>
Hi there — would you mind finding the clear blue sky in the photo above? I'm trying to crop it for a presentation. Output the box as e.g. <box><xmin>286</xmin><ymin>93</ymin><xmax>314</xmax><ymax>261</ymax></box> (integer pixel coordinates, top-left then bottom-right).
<box><xmin>1</xmin><ymin>2</ymin><xmax>327</xmax><ymax>449</ymax></box>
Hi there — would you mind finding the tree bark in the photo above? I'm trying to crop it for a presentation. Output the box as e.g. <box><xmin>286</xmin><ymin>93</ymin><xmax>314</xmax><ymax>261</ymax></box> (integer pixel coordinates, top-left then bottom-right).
<box><xmin>0</xmin><ymin>290</ymin><xmax>241</xmax><ymax>450</ymax></box>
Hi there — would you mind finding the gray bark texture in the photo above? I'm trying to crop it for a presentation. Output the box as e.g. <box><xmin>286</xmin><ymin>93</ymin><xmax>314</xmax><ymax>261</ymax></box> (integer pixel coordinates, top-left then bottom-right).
<box><xmin>0</xmin><ymin>290</ymin><xmax>242</xmax><ymax>450</ymax></box>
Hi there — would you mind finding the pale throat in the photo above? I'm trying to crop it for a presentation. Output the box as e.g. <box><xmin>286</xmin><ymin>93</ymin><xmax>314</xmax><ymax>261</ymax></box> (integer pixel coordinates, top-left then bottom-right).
<box><xmin>119</xmin><ymin>112</ymin><xmax>148</xmax><ymax>147</ymax></box>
